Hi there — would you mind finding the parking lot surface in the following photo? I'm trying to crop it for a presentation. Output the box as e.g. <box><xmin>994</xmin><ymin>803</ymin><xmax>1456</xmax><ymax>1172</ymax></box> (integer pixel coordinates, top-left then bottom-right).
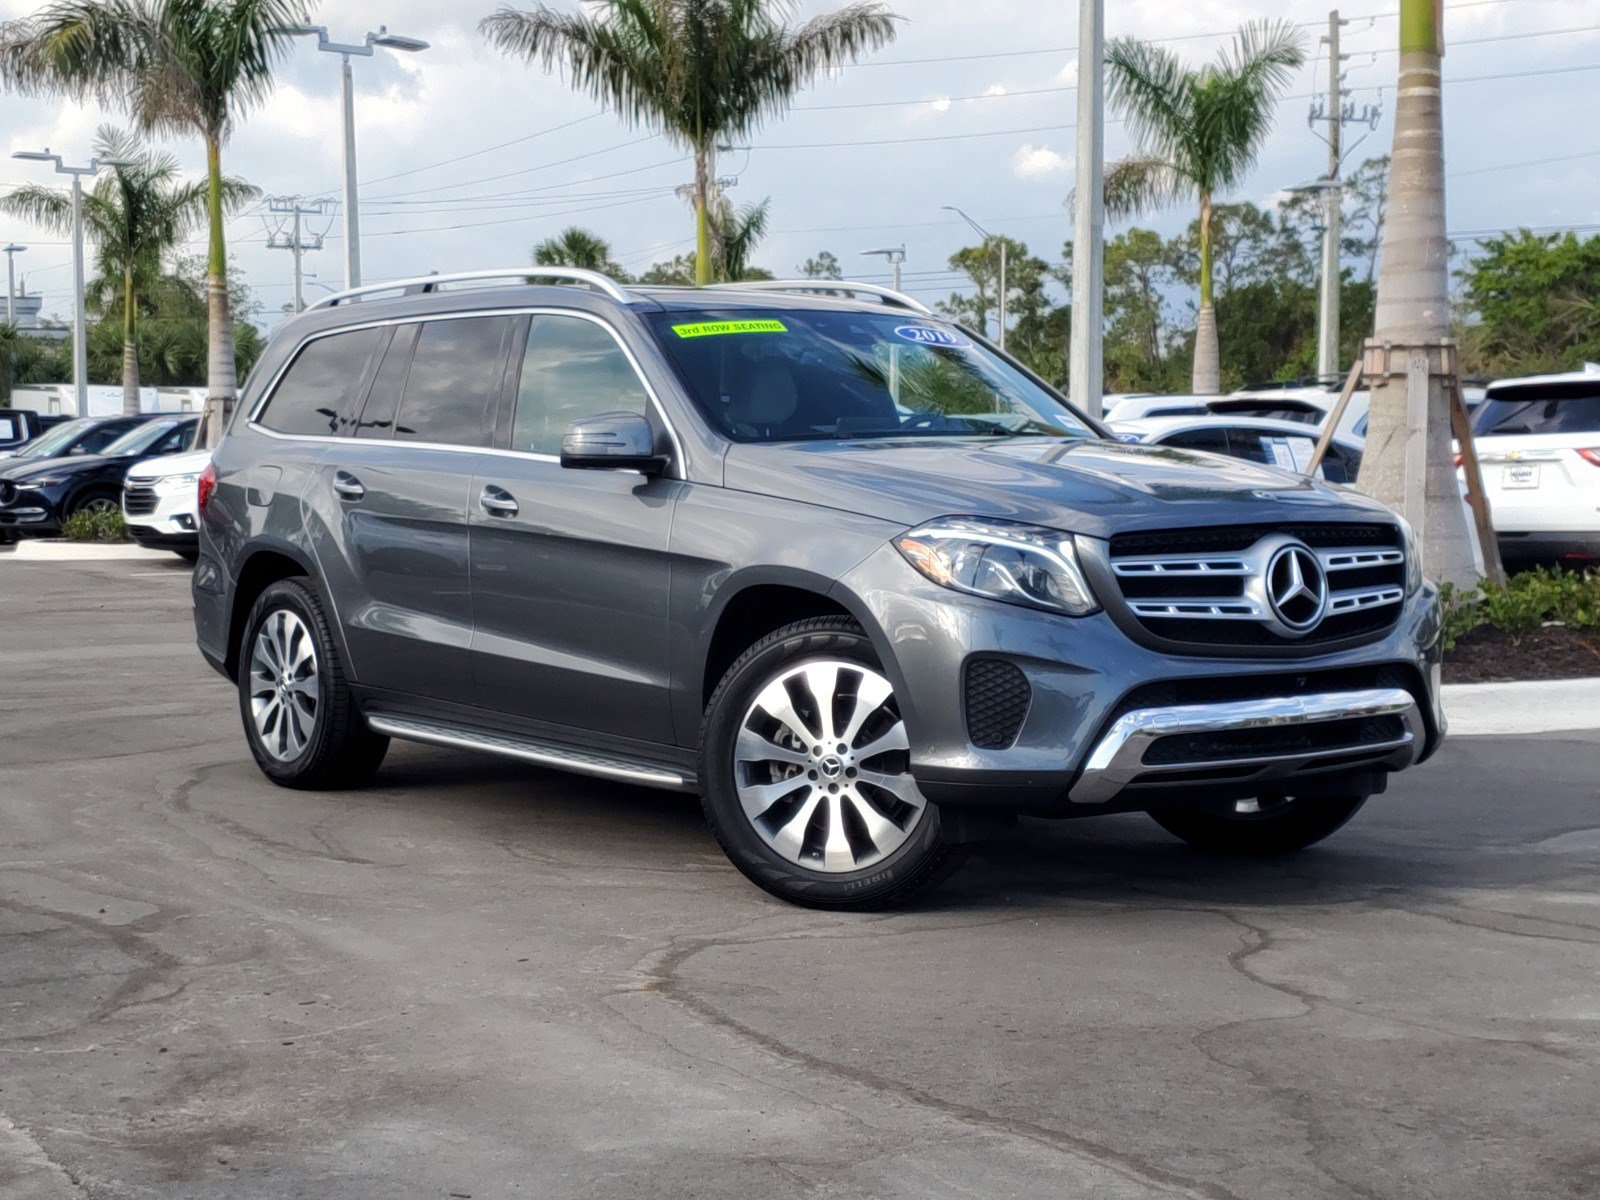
<box><xmin>2</xmin><ymin>558</ymin><xmax>1597</xmax><ymax>1200</ymax></box>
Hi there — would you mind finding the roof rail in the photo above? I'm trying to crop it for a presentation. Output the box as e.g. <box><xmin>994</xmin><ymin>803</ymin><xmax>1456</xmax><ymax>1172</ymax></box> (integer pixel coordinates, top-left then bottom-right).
<box><xmin>703</xmin><ymin>279</ymin><xmax>934</xmax><ymax>317</ymax></box>
<box><xmin>305</xmin><ymin>267</ymin><xmax>631</xmax><ymax>311</ymax></box>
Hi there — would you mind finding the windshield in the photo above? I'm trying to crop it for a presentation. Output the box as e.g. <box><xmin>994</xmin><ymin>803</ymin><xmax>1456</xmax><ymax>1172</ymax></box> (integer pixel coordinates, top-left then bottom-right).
<box><xmin>14</xmin><ymin>419</ymin><xmax>91</xmax><ymax>459</ymax></box>
<box><xmin>103</xmin><ymin>419</ymin><xmax>184</xmax><ymax>456</ymax></box>
<box><xmin>646</xmin><ymin>309</ymin><xmax>1097</xmax><ymax>443</ymax></box>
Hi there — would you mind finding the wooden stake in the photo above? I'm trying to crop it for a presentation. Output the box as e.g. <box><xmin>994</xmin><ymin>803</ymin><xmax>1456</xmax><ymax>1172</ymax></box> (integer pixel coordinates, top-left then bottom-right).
<box><xmin>1306</xmin><ymin>358</ymin><xmax>1366</xmax><ymax>477</ymax></box>
<box><xmin>1447</xmin><ymin>373</ymin><xmax>1506</xmax><ymax>586</ymax></box>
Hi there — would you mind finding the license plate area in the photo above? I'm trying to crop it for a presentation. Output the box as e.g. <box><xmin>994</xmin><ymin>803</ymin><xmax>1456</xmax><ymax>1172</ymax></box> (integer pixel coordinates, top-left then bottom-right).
<box><xmin>1502</xmin><ymin>464</ymin><xmax>1541</xmax><ymax>489</ymax></box>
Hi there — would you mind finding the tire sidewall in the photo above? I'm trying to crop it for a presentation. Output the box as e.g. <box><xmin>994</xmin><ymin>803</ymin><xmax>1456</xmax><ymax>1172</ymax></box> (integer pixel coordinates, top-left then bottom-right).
<box><xmin>238</xmin><ymin>579</ymin><xmax>337</xmax><ymax>784</ymax></box>
<box><xmin>700</xmin><ymin>623</ymin><xmax>947</xmax><ymax>907</ymax></box>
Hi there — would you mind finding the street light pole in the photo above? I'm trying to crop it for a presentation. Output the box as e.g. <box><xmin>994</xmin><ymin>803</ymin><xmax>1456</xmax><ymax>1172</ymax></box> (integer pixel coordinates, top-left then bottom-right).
<box><xmin>1070</xmin><ymin>0</ymin><xmax>1106</xmax><ymax>419</ymax></box>
<box><xmin>288</xmin><ymin>24</ymin><xmax>430</xmax><ymax>291</ymax></box>
<box><xmin>1319</xmin><ymin>10</ymin><xmax>1345</xmax><ymax>384</ymax></box>
<box><xmin>943</xmin><ymin>206</ymin><xmax>1007</xmax><ymax>350</ymax></box>
<box><xmin>11</xmin><ymin>150</ymin><xmax>131</xmax><ymax>416</ymax></box>
<box><xmin>2</xmin><ymin>244</ymin><xmax>26</xmax><ymax>325</ymax></box>
<box><xmin>860</xmin><ymin>245</ymin><xmax>907</xmax><ymax>293</ymax></box>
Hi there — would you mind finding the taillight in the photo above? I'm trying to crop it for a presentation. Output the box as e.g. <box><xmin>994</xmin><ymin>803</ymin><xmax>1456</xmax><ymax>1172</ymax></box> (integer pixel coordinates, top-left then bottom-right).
<box><xmin>1453</xmin><ymin>453</ymin><xmax>1463</xmax><ymax>468</ymax></box>
<box><xmin>1578</xmin><ymin>449</ymin><xmax>1600</xmax><ymax>467</ymax></box>
<box><xmin>197</xmin><ymin>462</ymin><xmax>217</xmax><ymax>516</ymax></box>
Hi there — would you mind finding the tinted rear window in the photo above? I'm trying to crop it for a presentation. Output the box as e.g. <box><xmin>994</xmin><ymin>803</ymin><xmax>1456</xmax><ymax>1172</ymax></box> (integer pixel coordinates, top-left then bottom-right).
<box><xmin>392</xmin><ymin>317</ymin><xmax>515</xmax><ymax>448</ymax></box>
<box><xmin>260</xmin><ymin>329</ymin><xmax>386</xmax><ymax>436</ymax></box>
<box><xmin>1474</xmin><ymin>385</ymin><xmax>1600</xmax><ymax>436</ymax></box>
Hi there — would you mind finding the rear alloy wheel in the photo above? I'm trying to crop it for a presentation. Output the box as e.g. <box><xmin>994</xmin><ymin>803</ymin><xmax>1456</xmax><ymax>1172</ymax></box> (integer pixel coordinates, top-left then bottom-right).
<box><xmin>72</xmin><ymin>493</ymin><xmax>119</xmax><ymax>517</ymax></box>
<box><xmin>238</xmin><ymin>578</ymin><xmax>389</xmax><ymax>790</ymax></box>
<box><xmin>700</xmin><ymin>617</ymin><xmax>964</xmax><ymax>909</ymax></box>
<box><xmin>1149</xmin><ymin>794</ymin><xmax>1369</xmax><ymax>856</ymax></box>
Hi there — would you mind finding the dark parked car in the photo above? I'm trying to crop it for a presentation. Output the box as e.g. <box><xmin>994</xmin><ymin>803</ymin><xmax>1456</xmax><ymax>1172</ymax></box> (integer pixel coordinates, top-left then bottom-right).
<box><xmin>195</xmin><ymin>270</ymin><xmax>1444</xmax><ymax>909</ymax></box>
<box><xmin>0</xmin><ymin>414</ymin><xmax>198</xmax><ymax>535</ymax></box>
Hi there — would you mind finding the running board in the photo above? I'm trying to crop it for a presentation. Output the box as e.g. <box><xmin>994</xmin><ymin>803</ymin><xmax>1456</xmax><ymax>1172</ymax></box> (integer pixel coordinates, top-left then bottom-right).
<box><xmin>365</xmin><ymin>714</ymin><xmax>690</xmax><ymax>790</ymax></box>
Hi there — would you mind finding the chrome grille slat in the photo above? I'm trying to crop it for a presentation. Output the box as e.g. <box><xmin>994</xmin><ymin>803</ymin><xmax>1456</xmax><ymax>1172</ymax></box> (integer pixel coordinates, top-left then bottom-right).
<box><xmin>1318</xmin><ymin>548</ymin><xmax>1404</xmax><ymax>571</ymax></box>
<box><xmin>1112</xmin><ymin>556</ymin><xmax>1252</xmax><ymax>578</ymax></box>
<box><xmin>1127</xmin><ymin>600</ymin><xmax>1263</xmax><ymax>620</ymax></box>
<box><xmin>1327</xmin><ymin>586</ymin><xmax>1404</xmax><ymax>614</ymax></box>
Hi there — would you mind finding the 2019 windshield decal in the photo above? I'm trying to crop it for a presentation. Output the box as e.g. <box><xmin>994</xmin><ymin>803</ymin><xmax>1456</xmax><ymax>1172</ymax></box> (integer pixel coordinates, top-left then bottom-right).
<box><xmin>894</xmin><ymin>325</ymin><xmax>972</xmax><ymax>349</ymax></box>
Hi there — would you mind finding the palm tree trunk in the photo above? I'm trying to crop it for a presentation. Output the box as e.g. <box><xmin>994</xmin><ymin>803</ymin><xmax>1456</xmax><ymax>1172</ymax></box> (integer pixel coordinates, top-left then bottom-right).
<box><xmin>1356</xmin><ymin>0</ymin><xmax>1481</xmax><ymax>585</ymax></box>
<box><xmin>121</xmin><ymin>264</ymin><xmax>141</xmax><ymax>415</ymax></box>
<box><xmin>201</xmin><ymin>132</ymin><xmax>237</xmax><ymax>448</ymax></box>
<box><xmin>1191</xmin><ymin>191</ymin><xmax>1221</xmax><ymax>394</ymax></box>
<box><xmin>693</xmin><ymin>144</ymin><xmax>713</xmax><ymax>287</ymax></box>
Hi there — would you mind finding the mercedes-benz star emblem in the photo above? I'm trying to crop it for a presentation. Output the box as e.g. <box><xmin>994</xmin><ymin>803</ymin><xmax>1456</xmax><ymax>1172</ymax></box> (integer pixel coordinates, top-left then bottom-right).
<box><xmin>1266</xmin><ymin>543</ymin><xmax>1328</xmax><ymax>633</ymax></box>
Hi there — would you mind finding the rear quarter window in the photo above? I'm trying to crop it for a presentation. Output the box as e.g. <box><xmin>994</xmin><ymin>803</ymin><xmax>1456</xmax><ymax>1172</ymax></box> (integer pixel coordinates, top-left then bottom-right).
<box><xmin>258</xmin><ymin>328</ymin><xmax>387</xmax><ymax>437</ymax></box>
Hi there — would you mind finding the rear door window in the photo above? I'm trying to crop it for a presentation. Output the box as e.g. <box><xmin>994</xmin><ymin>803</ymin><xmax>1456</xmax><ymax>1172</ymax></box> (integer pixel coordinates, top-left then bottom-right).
<box><xmin>392</xmin><ymin>317</ymin><xmax>515</xmax><ymax>448</ymax></box>
<box><xmin>1473</xmin><ymin>387</ymin><xmax>1600</xmax><ymax>436</ymax></box>
<box><xmin>259</xmin><ymin>328</ymin><xmax>386</xmax><ymax>436</ymax></box>
<box><xmin>511</xmin><ymin>315</ymin><xmax>652</xmax><ymax>456</ymax></box>
<box><xmin>355</xmin><ymin>324</ymin><xmax>417</xmax><ymax>440</ymax></box>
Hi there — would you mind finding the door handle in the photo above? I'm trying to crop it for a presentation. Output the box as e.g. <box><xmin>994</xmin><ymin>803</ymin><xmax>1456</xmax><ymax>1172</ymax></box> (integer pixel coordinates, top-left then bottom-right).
<box><xmin>332</xmin><ymin>471</ymin><xmax>365</xmax><ymax>502</ymax></box>
<box><xmin>480</xmin><ymin>485</ymin><xmax>519</xmax><ymax>517</ymax></box>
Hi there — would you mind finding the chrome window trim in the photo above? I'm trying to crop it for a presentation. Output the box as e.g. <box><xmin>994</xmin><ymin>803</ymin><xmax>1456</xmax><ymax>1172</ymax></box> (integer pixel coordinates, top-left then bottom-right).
<box><xmin>245</xmin><ymin>306</ymin><xmax>688</xmax><ymax>476</ymax></box>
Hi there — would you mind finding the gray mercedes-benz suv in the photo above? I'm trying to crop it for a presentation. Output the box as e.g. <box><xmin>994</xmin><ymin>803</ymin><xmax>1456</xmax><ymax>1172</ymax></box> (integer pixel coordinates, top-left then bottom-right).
<box><xmin>194</xmin><ymin>269</ymin><xmax>1444</xmax><ymax>908</ymax></box>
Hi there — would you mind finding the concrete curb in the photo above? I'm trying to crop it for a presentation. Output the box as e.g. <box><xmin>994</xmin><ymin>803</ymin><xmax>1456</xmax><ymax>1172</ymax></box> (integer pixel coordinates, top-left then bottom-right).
<box><xmin>1442</xmin><ymin>678</ymin><xmax>1600</xmax><ymax>737</ymax></box>
<box><xmin>7</xmin><ymin>539</ymin><xmax>172</xmax><ymax>562</ymax></box>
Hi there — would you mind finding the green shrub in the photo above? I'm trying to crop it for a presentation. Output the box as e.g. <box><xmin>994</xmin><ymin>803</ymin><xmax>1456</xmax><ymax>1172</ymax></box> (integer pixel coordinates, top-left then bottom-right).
<box><xmin>1550</xmin><ymin>570</ymin><xmax>1600</xmax><ymax>631</ymax></box>
<box><xmin>1475</xmin><ymin>574</ymin><xmax>1558</xmax><ymax>645</ymax></box>
<box><xmin>1437</xmin><ymin>581</ymin><xmax>1484</xmax><ymax>652</ymax></box>
<box><xmin>61</xmin><ymin>508</ymin><xmax>128</xmax><ymax>543</ymax></box>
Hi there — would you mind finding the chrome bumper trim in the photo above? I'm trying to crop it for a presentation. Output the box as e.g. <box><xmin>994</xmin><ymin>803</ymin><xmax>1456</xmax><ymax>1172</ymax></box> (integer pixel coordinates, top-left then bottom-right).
<box><xmin>1069</xmin><ymin>687</ymin><xmax>1423</xmax><ymax>805</ymax></box>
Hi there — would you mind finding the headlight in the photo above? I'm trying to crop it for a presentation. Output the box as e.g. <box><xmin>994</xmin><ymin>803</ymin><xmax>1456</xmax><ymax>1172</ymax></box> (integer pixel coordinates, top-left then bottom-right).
<box><xmin>153</xmin><ymin>472</ymin><xmax>200</xmax><ymax>496</ymax></box>
<box><xmin>25</xmin><ymin>476</ymin><xmax>66</xmax><ymax>487</ymax></box>
<box><xmin>894</xmin><ymin>517</ymin><xmax>1099</xmax><ymax>616</ymax></box>
<box><xmin>1397</xmin><ymin>517</ymin><xmax>1423</xmax><ymax>594</ymax></box>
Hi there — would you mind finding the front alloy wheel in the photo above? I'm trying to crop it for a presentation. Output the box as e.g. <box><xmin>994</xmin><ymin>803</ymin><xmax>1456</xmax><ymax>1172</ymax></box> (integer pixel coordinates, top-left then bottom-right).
<box><xmin>700</xmin><ymin>616</ymin><xmax>964</xmax><ymax>909</ymax></box>
<box><xmin>248</xmin><ymin>608</ymin><xmax>321</xmax><ymax>761</ymax></box>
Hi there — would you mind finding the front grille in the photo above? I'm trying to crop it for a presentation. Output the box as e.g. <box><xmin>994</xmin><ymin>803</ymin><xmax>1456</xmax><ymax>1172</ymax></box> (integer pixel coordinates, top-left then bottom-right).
<box><xmin>1105</xmin><ymin>522</ymin><xmax>1406</xmax><ymax>649</ymax></box>
<box><xmin>963</xmin><ymin>658</ymin><xmax>1031</xmax><ymax>750</ymax></box>
<box><xmin>122</xmin><ymin>481</ymin><xmax>158</xmax><ymax>516</ymax></box>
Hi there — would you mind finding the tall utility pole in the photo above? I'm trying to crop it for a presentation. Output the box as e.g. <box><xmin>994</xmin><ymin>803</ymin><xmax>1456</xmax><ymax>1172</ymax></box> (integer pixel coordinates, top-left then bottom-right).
<box><xmin>2</xmin><ymin>244</ymin><xmax>25</xmax><ymax>324</ymax></box>
<box><xmin>943</xmin><ymin>206</ymin><xmax>1008</xmax><ymax>351</ymax></box>
<box><xmin>1070</xmin><ymin>0</ymin><xmax>1106</xmax><ymax>419</ymax></box>
<box><xmin>1318</xmin><ymin>11</ymin><xmax>1344</xmax><ymax>385</ymax></box>
<box><xmin>265</xmin><ymin>197</ymin><xmax>332</xmax><ymax>314</ymax></box>
<box><xmin>10</xmin><ymin>149</ymin><xmax>130</xmax><ymax>416</ymax></box>
<box><xmin>287</xmin><ymin>24</ymin><xmax>430</xmax><ymax>290</ymax></box>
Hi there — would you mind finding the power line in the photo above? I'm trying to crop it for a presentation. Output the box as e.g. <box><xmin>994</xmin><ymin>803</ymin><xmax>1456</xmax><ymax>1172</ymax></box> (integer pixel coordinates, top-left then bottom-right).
<box><xmin>359</xmin><ymin>114</ymin><xmax>603</xmax><ymax>188</ymax></box>
<box><xmin>368</xmin><ymin>135</ymin><xmax>659</xmax><ymax>201</ymax></box>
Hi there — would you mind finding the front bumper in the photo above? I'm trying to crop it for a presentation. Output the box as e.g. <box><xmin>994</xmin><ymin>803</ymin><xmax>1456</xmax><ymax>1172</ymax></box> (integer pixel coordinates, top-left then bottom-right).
<box><xmin>835</xmin><ymin>545</ymin><xmax>1445</xmax><ymax>815</ymax></box>
<box><xmin>0</xmin><ymin>485</ymin><xmax>58</xmax><ymax>531</ymax></box>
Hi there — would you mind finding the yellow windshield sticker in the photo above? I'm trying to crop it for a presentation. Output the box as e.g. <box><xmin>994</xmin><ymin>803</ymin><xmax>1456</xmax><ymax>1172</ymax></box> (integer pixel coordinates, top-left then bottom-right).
<box><xmin>673</xmin><ymin>319</ymin><xmax>788</xmax><ymax>339</ymax></box>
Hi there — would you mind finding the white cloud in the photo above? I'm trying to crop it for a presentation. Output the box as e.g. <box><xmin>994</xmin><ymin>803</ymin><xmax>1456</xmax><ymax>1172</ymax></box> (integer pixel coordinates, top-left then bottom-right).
<box><xmin>1055</xmin><ymin>60</ymin><xmax>1078</xmax><ymax>87</ymax></box>
<box><xmin>984</xmin><ymin>84</ymin><xmax>1008</xmax><ymax>97</ymax></box>
<box><xmin>930</xmin><ymin>97</ymin><xmax>952</xmax><ymax>113</ymax></box>
<box><xmin>1013</xmin><ymin>144</ymin><xmax>1070</xmax><ymax>179</ymax></box>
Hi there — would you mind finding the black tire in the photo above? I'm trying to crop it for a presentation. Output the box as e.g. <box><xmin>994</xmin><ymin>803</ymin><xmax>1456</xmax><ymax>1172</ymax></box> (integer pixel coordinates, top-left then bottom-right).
<box><xmin>698</xmin><ymin>616</ymin><xmax>965</xmax><ymax>910</ymax></box>
<box><xmin>1149</xmin><ymin>794</ymin><xmax>1369</xmax><ymax>856</ymax></box>
<box><xmin>69</xmin><ymin>489</ymin><xmax>119</xmax><ymax>517</ymax></box>
<box><xmin>238</xmin><ymin>577</ymin><xmax>389</xmax><ymax>790</ymax></box>
<box><xmin>176</xmin><ymin>548</ymin><xmax>200</xmax><ymax>564</ymax></box>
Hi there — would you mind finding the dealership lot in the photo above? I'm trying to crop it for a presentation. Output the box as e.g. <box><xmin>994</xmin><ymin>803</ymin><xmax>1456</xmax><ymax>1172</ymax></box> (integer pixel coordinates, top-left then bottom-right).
<box><xmin>2</xmin><ymin>558</ymin><xmax>1598</xmax><ymax>1200</ymax></box>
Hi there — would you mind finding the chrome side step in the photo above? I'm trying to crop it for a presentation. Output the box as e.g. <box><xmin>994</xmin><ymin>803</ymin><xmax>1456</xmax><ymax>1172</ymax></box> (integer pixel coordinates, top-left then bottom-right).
<box><xmin>1069</xmin><ymin>687</ymin><xmax>1423</xmax><ymax>806</ymax></box>
<box><xmin>365</xmin><ymin>714</ymin><xmax>690</xmax><ymax>790</ymax></box>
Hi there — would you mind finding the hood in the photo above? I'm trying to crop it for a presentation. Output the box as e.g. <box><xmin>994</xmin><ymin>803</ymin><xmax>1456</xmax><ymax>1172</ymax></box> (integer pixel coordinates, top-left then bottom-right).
<box><xmin>721</xmin><ymin>437</ymin><xmax>1395</xmax><ymax>539</ymax></box>
<box><xmin>0</xmin><ymin>453</ymin><xmax>134</xmax><ymax>484</ymax></box>
<box><xmin>125</xmin><ymin>448</ymin><xmax>212</xmax><ymax>481</ymax></box>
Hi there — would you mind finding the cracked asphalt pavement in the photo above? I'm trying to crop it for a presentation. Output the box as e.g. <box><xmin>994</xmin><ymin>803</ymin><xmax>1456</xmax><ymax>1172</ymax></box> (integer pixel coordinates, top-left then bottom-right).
<box><xmin>2</xmin><ymin>558</ymin><xmax>1598</xmax><ymax>1200</ymax></box>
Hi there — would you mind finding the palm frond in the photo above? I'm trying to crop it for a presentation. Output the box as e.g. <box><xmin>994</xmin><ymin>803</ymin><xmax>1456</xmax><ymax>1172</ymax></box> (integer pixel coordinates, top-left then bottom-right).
<box><xmin>1105</xmin><ymin>37</ymin><xmax>1193</xmax><ymax>171</ymax></box>
<box><xmin>0</xmin><ymin>0</ymin><xmax>156</xmax><ymax>107</ymax></box>
<box><xmin>1102</xmin><ymin>155</ymin><xmax>1185</xmax><ymax>221</ymax></box>
<box><xmin>1191</xmin><ymin>19</ymin><xmax>1306</xmax><ymax>191</ymax></box>
<box><xmin>0</xmin><ymin>183</ymin><xmax>76</xmax><ymax>234</ymax></box>
<box><xmin>482</xmin><ymin>6</ymin><xmax>669</xmax><ymax>132</ymax></box>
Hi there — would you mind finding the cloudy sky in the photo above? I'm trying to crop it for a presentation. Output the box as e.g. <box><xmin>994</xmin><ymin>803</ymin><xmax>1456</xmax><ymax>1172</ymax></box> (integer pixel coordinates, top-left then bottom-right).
<box><xmin>1</xmin><ymin>0</ymin><xmax>1596</xmax><ymax>330</ymax></box>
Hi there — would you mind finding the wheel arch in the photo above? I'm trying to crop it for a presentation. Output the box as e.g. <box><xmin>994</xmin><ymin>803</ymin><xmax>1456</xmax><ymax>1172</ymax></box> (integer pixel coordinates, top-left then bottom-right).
<box><xmin>225</xmin><ymin>546</ymin><xmax>322</xmax><ymax>680</ymax></box>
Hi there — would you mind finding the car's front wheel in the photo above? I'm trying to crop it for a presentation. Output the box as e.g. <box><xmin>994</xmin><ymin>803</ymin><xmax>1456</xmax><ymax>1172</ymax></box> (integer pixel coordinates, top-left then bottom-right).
<box><xmin>1149</xmin><ymin>794</ymin><xmax>1368</xmax><ymax>855</ymax></box>
<box><xmin>699</xmin><ymin>617</ymin><xmax>964</xmax><ymax>909</ymax></box>
<box><xmin>238</xmin><ymin>578</ymin><xmax>389</xmax><ymax>790</ymax></box>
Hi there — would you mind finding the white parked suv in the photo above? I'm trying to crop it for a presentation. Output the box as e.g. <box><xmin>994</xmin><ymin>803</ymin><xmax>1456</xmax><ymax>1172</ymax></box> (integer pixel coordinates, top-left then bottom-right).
<box><xmin>122</xmin><ymin>448</ymin><xmax>210</xmax><ymax>560</ymax></box>
<box><xmin>1469</xmin><ymin>365</ymin><xmax>1600</xmax><ymax>565</ymax></box>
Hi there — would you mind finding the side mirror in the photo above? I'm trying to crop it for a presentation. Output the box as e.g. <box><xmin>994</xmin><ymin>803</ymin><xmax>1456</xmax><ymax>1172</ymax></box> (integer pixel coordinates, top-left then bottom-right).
<box><xmin>560</xmin><ymin>411</ymin><xmax>668</xmax><ymax>475</ymax></box>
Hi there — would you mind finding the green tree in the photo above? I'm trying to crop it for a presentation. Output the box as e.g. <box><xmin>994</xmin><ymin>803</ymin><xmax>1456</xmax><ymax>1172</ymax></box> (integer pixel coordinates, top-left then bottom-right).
<box><xmin>482</xmin><ymin>0</ymin><xmax>896</xmax><ymax>287</ymax></box>
<box><xmin>938</xmin><ymin>236</ymin><xmax>1049</xmax><ymax>346</ymax></box>
<box><xmin>712</xmin><ymin>196</ymin><xmax>772</xmax><ymax>281</ymax></box>
<box><xmin>1102</xmin><ymin>228</ymin><xmax>1181</xmax><ymax>392</ymax></box>
<box><xmin>1342</xmin><ymin>155</ymin><xmax>1390</xmax><ymax>283</ymax></box>
<box><xmin>532</xmin><ymin>226</ymin><xmax>631</xmax><ymax>279</ymax></box>
<box><xmin>1103</xmin><ymin>19</ymin><xmax>1306</xmax><ymax>394</ymax></box>
<box><xmin>0</xmin><ymin>126</ymin><xmax>253</xmax><ymax>414</ymax></box>
<box><xmin>0</xmin><ymin>0</ymin><xmax>308</xmax><ymax>442</ymax></box>
<box><xmin>801</xmin><ymin>250</ymin><xmax>842</xmax><ymax>279</ymax></box>
<box><xmin>1457</xmin><ymin>231</ymin><xmax>1600</xmax><ymax>375</ymax></box>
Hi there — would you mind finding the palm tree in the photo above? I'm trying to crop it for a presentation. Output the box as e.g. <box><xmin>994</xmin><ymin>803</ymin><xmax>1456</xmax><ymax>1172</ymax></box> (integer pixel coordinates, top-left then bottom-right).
<box><xmin>1103</xmin><ymin>20</ymin><xmax>1306</xmax><ymax>394</ymax></box>
<box><xmin>0</xmin><ymin>0</ymin><xmax>309</xmax><ymax>440</ymax></box>
<box><xmin>0</xmin><ymin>126</ymin><xmax>255</xmax><ymax>414</ymax></box>
<box><xmin>532</xmin><ymin>226</ymin><xmax>630</xmax><ymax>279</ymax></box>
<box><xmin>483</xmin><ymin>0</ymin><xmax>897</xmax><ymax>287</ymax></box>
<box><xmin>711</xmin><ymin>196</ymin><xmax>771</xmax><ymax>281</ymax></box>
